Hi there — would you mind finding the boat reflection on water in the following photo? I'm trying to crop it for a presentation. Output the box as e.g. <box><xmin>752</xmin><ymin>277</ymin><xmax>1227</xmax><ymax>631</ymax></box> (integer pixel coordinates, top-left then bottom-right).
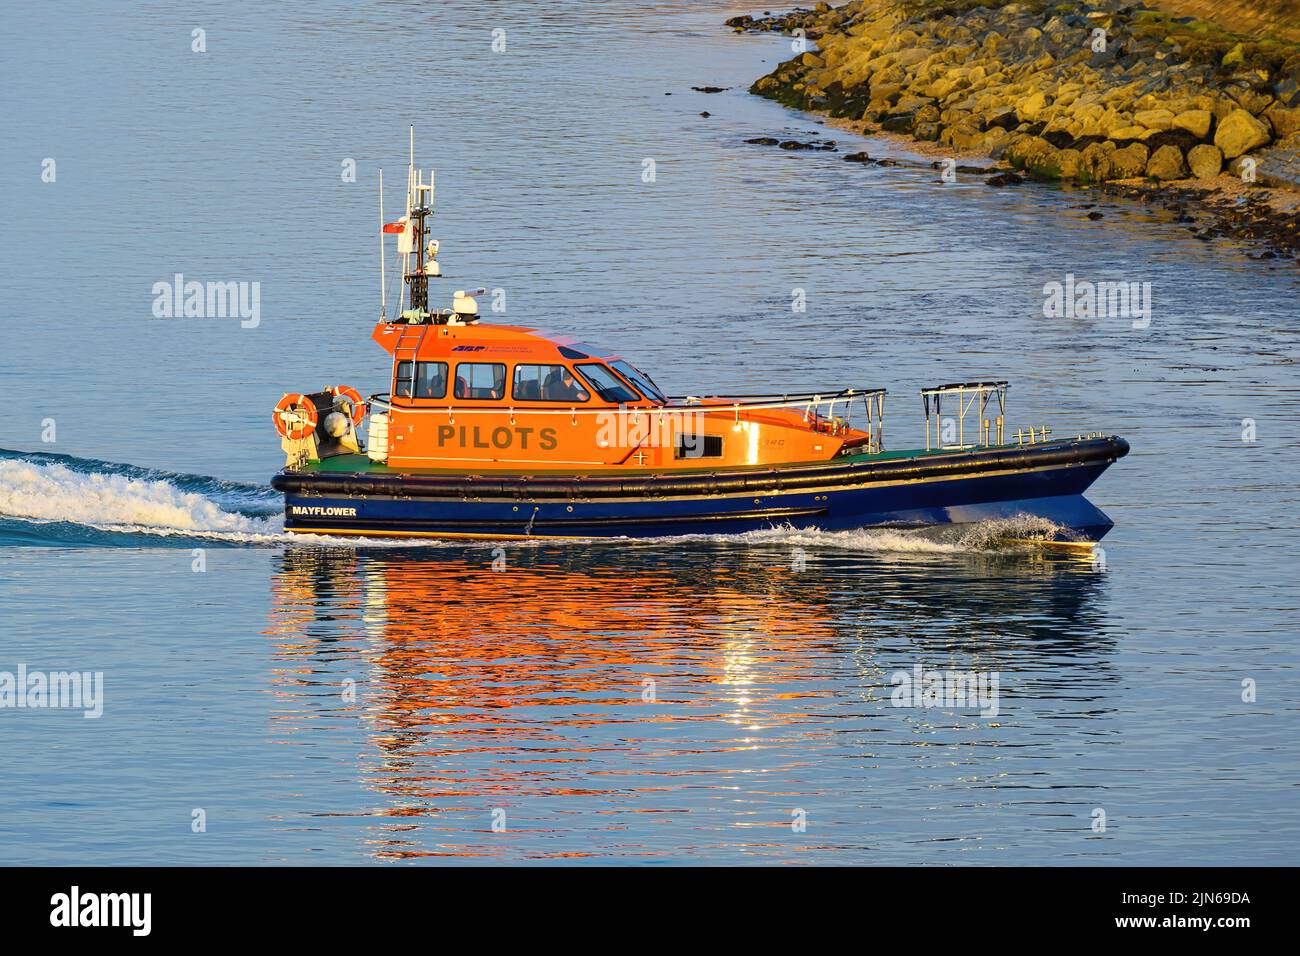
<box><xmin>263</xmin><ymin>534</ymin><xmax>1121</xmax><ymax>862</ymax></box>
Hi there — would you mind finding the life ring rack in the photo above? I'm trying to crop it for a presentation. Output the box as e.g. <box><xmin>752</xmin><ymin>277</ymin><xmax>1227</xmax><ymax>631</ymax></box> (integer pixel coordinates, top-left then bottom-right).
<box><xmin>273</xmin><ymin>394</ymin><xmax>318</xmax><ymax>440</ymax></box>
<box><xmin>327</xmin><ymin>385</ymin><xmax>367</xmax><ymax>425</ymax></box>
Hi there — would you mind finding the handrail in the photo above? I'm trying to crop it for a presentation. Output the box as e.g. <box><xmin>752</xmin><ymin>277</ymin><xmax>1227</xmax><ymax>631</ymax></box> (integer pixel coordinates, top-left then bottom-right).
<box><xmin>367</xmin><ymin>387</ymin><xmax>884</xmax><ymax>418</ymax></box>
<box><xmin>667</xmin><ymin>387</ymin><xmax>885</xmax><ymax>406</ymax></box>
<box><xmin>919</xmin><ymin>380</ymin><xmax>1008</xmax><ymax>397</ymax></box>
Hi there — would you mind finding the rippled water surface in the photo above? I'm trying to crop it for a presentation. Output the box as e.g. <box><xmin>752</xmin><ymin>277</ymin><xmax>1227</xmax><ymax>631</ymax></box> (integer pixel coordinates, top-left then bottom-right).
<box><xmin>1</xmin><ymin>1</ymin><xmax>1297</xmax><ymax>864</ymax></box>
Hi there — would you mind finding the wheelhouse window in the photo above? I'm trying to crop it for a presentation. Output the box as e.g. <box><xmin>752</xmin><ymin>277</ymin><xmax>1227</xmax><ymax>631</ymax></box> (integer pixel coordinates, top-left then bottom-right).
<box><xmin>513</xmin><ymin>364</ymin><xmax>590</xmax><ymax>403</ymax></box>
<box><xmin>454</xmin><ymin>362</ymin><xmax>507</xmax><ymax>400</ymax></box>
<box><xmin>574</xmin><ymin>363</ymin><xmax>639</xmax><ymax>404</ymax></box>
<box><xmin>610</xmin><ymin>360</ymin><xmax>666</xmax><ymax>404</ymax></box>
<box><xmin>395</xmin><ymin>361</ymin><xmax>448</xmax><ymax>399</ymax></box>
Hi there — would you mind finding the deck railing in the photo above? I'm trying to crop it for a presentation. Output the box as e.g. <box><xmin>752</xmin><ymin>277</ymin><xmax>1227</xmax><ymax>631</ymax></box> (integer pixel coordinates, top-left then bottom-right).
<box><xmin>920</xmin><ymin>381</ymin><xmax>1008</xmax><ymax>451</ymax></box>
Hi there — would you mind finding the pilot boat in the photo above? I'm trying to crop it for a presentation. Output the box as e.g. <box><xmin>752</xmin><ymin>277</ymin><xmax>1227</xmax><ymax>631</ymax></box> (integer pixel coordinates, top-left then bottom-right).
<box><xmin>271</xmin><ymin>133</ymin><xmax>1128</xmax><ymax>543</ymax></box>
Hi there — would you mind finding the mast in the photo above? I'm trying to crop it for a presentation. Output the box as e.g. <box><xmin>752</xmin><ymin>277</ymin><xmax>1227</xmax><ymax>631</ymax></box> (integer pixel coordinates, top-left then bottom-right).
<box><xmin>405</xmin><ymin>125</ymin><xmax>430</xmax><ymax>317</ymax></box>
<box><xmin>377</xmin><ymin>126</ymin><xmax>444</xmax><ymax>324</ymax></box>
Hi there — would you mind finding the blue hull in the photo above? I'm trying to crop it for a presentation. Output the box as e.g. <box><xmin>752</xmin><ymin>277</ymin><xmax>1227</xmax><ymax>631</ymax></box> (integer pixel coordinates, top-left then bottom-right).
<box><xmin>274</xmin><ymin>437</ymin><xmax>1128</xmax><ymax>543</ymax></box>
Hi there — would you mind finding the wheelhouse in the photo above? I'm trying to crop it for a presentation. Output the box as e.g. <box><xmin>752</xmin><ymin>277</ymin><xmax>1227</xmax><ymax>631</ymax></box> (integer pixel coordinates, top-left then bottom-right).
<box><xmin>375</xmin><ymin>321</ymin><xmax>666</xmax><ymax>410</ymax></box>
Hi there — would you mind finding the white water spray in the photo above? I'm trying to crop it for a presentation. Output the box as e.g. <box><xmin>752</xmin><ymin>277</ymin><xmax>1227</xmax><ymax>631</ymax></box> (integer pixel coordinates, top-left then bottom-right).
<box><xmin>0</xmin><ymin>459</ymin><xmax>284</xmax><ymax>541</ymax></box>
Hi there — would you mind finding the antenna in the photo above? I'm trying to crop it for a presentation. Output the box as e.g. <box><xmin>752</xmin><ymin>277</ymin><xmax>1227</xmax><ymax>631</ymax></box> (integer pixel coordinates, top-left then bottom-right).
<box><xmin>397</xmin><ymin>127</ymin><xmax>434</xmax><ymax>319</ymax></box>
<box><xmin>406</xmin><ymin>125</ymin><xmax>415</xmax><ymax>222</ymax></box>
<box><xmin>378</xmin><ymin>168</ymin><xmax>387</xmax><ymax>321</ymax></box>
<box><xmin>404</xmin><ymin>128</ymin><xmax>413</xmax><ymax>315</ymax></box>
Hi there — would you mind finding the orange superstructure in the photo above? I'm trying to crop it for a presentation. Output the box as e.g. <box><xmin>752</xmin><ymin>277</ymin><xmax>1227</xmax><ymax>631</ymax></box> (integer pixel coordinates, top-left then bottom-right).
<box><xmin>368</xmin><ymin>319</ymin><xmax>873</xmax><ymax>473</ymax></box>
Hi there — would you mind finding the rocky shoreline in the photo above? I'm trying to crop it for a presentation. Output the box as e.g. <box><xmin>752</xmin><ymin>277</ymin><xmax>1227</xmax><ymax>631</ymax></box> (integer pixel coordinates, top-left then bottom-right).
<box><xmin>728</xmin><ymin>0</ymin><xmax>1300</xmax><ymax>257</ymax></box>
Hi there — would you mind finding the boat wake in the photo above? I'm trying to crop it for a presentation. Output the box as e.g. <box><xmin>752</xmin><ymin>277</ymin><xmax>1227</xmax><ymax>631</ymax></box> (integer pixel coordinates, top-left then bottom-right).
<box><xmin>0</xmin><ymin>449</ymin><xmax>288</xmax><ymax>546</ymax></box>
<box><xmin>0</xmin><ymin>450</ymin><xmax>480</xmax><ymax>549</ymax></box>
<box><xmin>673</xmin><ymin>514</ymin><xmax>1077</xmax><ymax>555</ymax></box>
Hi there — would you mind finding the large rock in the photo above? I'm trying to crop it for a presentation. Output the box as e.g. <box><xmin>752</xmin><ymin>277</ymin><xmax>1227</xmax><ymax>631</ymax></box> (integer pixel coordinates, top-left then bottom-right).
<box><xmin>1109</xmin><ymin>125</ymin><xmax>1152</xmax><ymax>142</ymax></box>
<box><xmin>982</xmin><ymin>126</ymin><xmax>1011</xmax><ymax>153</ymax></box>
<box><xmin>1111</xmin><ymin>143</ymin><xmax>1149</xmax><ymax>178</ymax></box>
<box><xmin>1251</xmin><ymin>135</ymin><xmax>1300</xmax><ymax>190</ymax></box>
<box><xmin>1172</xmin><ymin>109</ymin><xmax>1213</xmax><ymax>139</ymax></box>
<box><xmin>1055</xmin><ymin>148</ymin><xmax>1082</xmax><ymax>180</ymax></box>
<box><xmin>1264</xmin><ymin>105</ymin><xmax>1300</xmax><ymax>139</ymax></box>
<box><xmin>880</xmin><ymin>110</ymin><xmax>917</xmax><ymax>132</ymax></box>
<box><xmin>1097</xmin><ymin>107</ymin><xmax>1128</xmax><ymax>137</ymax></box>
<box><xmin>895</xmin><ymin>93</ymin><xmax>936</xmax><ymax>113</ymax></box>
<box><xmin>1214</xmin><ymin>108</ymin><xmax>1271</xmax><ymax>159</ymax></box>
<box><xmin>1079</xmin><ymin>141</ymin><xmax>1117</xmax><ymax>182</ymax></box>
<box><xmin>1017</xmin><ymin>91</ymin><xmax>1048</xmax><ymax>122</ymax></box>
<box><xmin>1146</xmin><ymin>144</ymin><xmax>1188</xmax><ymax>180</ymax></box>
<box><xmin>1230</xmin><ymin>87</ymin><xmax>1274</xmax><ymax>116</ymax></box>
<box><xmin>1134</xmin><ymin>108</ymin><xmax>1175</xmax><ymax>131</ymax></box>
<box><xmin>1187</xmin><ymin>144</ymin><xmax>1223</xmax><ymax>179</ymax></box>
<box><xmin>925</xmin><ymin>75</ymin><xmax>961</xmax><ymax>99</ymax></box>
<box><xmin>1211</xmin><ymin>97</ymin><xmax>1239</xmax><ymax>123</ymax></box>
<box><xmin>871</xmin><ymin>82</ymin><xmax>904</xmax><ymax>105</ymax></box>
<box><xmin>893</xmin><ymin>47</ymin><xmax>929</xmax><ymax>68</ymax></box>
<box><xmin>983</xmin><ymin>104</ymin><xmax>1019</xmax><ymax>130</ymax></box>
<box><xmin>947</xmin><ymin>126</ymin><xmax>987</xmax><ymax>150</ymax></box>
<box><xmin>1002</xmin><ymin>133</ymin><xmax>1032</xmax><ymax>166</ymax></box>
<box><xmin>1005</xmin><ymin>135</ymin><xmax>1066</xmax><ymax>179</ymax></box>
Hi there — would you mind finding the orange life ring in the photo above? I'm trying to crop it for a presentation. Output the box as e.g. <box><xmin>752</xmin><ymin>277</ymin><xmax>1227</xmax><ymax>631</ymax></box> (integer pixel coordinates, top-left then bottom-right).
<box><xmin>273</xmin><ymin>393</ymin><xmax>318</xmax><ymax>440</ymax></box>
<box><xmin>328</xmin><ymin>385</ymin><xmax>366</xmax><ymax>425</ymax></box>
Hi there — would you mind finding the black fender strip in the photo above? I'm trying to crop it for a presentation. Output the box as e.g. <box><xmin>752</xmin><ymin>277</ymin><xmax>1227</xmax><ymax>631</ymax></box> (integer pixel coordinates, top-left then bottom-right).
<box><xmin>271</xmin><ymin>436</ymin><xmax>1129</xmax><ymax>502</ymax></box>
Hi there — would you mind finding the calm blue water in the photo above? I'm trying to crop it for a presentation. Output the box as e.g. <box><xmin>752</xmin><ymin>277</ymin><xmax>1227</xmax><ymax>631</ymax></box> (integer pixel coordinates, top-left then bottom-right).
<box><xmin>1</xmin><ymin>1</ymin><xmax>1297</xmax><ymax>864</ymax></box>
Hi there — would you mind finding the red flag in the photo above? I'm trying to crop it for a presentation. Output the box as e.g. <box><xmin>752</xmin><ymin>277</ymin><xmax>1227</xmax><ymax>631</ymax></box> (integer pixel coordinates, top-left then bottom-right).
<box><xmin>382</xmin><ymin>220</ymin><xmax>406</xmax><ymax>234</ymax></box>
